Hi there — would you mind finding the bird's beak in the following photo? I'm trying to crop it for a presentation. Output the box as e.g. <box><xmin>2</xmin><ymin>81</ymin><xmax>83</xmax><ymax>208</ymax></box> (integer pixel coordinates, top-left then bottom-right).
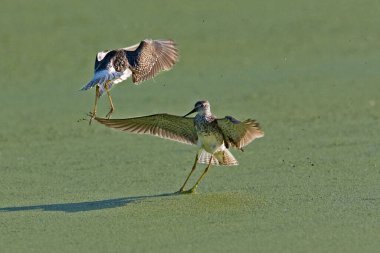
<box><xmin>183</xmin><ymin>107</ymin><xmax>198</xmax><ymax>117</ymax></box>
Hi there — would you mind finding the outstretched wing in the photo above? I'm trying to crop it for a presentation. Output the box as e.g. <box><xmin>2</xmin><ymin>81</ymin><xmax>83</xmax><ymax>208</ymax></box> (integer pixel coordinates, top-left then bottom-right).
<box><xmin>217</xmin><ymin>116</ymin><xmax>264</xmax><ymax>150</ymax></box>
<box><xmin>95</xmin><ymin>114</ymin><xmax>197</xmax><ymax>145</ymax></box>
<box><xmin>125</xmin><ymin>39</ymin><xmax>178</xmax><ymax>83</ymax></box>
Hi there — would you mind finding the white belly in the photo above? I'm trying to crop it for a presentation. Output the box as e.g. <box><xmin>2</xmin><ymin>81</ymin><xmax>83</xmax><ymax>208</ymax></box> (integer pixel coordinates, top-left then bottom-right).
<box><xmin>112</xmin><ymin>68</ymin><xmax>132</xmax><ymax>84</ymax></box>
<box><xmin>197</xmin><ymin>133</ymin><xmax>225</xmax><ymax>154</ymax></box>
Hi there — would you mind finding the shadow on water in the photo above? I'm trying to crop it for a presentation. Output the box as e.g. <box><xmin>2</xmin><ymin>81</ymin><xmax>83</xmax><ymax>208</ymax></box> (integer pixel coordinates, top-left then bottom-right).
<box><xmin>0</xmin><ymin>192</ymin><xmax>177</xmax><ymax>213</ymax></box>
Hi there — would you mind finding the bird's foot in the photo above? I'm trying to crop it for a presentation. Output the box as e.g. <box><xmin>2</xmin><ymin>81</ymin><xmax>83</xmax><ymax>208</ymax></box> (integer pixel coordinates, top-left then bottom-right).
<box><xmin>175</xmin><ymin>187</ymin><xmax>197</xmax><ymax>194</ymax></box>
<box><xmin>105</xmin><ymin>108</ymin><xmax>114</xmax><ymax>119</ymax></box>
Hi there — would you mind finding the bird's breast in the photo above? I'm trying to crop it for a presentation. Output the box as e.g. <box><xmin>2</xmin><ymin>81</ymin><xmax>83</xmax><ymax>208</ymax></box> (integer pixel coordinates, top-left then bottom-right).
<box><xmin>194</xmin><ymin>115</ymin><xmax>224</xmax><ymax>153</ymax></box>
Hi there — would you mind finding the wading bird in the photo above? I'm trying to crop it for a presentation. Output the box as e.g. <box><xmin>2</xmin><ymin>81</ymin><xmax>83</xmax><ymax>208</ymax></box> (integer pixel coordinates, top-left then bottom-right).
<box><xmin>81</xmin><ymin>39</ymin><xmax>178</xmax><ymax>124</ymax></box>
<box><xmin>95</xmin><ymin>101</ymin><xmax>264</xmax><ymax>193</ymax></box>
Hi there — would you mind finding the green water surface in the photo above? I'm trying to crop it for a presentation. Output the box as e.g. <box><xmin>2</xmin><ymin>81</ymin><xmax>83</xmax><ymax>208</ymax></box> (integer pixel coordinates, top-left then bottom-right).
<box><xmin>0</xmin><ymin>1</ymin><xmax>379</xmax><ymax>252</ymax></box>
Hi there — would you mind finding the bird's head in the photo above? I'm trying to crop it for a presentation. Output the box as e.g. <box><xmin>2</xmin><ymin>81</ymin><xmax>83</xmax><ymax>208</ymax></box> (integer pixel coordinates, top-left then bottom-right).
<box><xmin>183</xmin><ymin>101</ymin><xmax>210</xmax><ymax>117</ymax></box>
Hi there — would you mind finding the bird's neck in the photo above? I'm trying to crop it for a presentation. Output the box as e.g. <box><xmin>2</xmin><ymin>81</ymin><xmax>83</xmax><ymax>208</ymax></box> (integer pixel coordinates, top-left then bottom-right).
<box><xmin>197</xmin><ymin>109</ymin><xmax>214</xmax><ymax>121</ymax></box>
<box><xmin>200</xmin><ymin>107</ymin><xmax>212</xmax><ymax>116</ymax></box>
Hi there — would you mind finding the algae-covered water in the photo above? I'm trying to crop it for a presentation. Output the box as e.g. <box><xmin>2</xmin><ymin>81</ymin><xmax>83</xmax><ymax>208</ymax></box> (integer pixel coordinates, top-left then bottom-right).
<box><xmin>0</xmin><ymin>0</ymin><xmax>379</xmax><ymax>252</ymax></box>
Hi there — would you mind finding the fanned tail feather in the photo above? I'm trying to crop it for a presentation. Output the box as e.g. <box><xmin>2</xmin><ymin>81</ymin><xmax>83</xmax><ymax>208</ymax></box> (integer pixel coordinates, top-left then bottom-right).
<box><xmin>198</xmin><ymin>150</ymin><xmax>219</xmax><ymax>165</ymax></box>
<box><xmin>198</xmin><ymin>149</ymin><xmax>239</xmax><ymax>166</ymax></box>
<box><xmin>80</xmin><ymin>79</ymin><xmax>98</xmax><ymax>91</ymax></box>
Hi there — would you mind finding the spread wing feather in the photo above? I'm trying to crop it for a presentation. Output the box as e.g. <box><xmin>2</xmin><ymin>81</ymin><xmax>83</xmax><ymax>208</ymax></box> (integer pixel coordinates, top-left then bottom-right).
<box><xmin>217</xmin><ymin>116</ymin><xmax>264</xmax><ymax>149</ymax></box>
<box><xmin>95</xmin><ymin>114</ymin><xmax>197</xmax><ymax>145</ymax></box>
<box><xmin>94</xmin><ymin>50</ymin><xmax>116</xmax><ymax>72</ymax></box>
<box><xmin>125</xmin><ymin>39</ymin><xmax>178</xmax><ymax>83</ymax></box>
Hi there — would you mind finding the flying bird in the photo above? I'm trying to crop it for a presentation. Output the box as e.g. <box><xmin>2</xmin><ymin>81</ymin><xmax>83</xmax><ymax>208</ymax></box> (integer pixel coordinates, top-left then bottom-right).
<box><xmin>81</xmin><ymin>39</ymin><xmax>179</xmax><ymax>124</ymax></box>
<box><xmin>95</xmin><ymin>101</ymin><xmax>264</xmax><ymax>193</ymax></box>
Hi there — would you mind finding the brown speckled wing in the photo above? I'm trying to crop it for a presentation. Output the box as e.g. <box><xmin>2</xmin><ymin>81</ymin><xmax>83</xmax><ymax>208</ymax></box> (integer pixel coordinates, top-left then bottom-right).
<box><xmin>95</xmin><ymin>114</ymin><xmax>197</xmax><ymax>145</ymax></box>
<box><xmin>217</xmin><ymin>116</ymin><xmax>264</xmax><ymax>149</ymax></box>
<box><xmin>125</xmin><ymin>39</ymin><xmax>179</xmax><ymax>84</ymax></box>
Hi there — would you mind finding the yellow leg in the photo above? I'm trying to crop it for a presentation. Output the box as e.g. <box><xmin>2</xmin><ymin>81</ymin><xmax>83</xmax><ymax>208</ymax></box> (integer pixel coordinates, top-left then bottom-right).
<box><xmin>186</xmin><ymin>156</ymin><xmax>213</xmax><ymax>193</ymax></box>
<box><xmin>89</xmin><ymin>86</ymin><xmax>100</xmax><ymax>125</ymax></box>
<box><xmin>177</xmin><ymin>153</ymin><xmax>199</xmax><ymax>193</ymax></box>
<box><xmin>105</xmin><ymin>81</ymin><xmax>115</xmax><ymax>119</ymax></box>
